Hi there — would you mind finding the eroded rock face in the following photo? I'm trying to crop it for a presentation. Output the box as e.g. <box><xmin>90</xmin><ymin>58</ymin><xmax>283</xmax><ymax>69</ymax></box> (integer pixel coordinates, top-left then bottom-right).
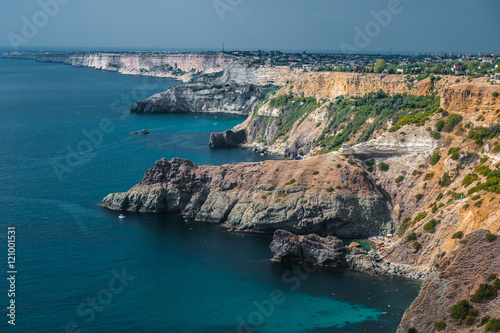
<box><xmin>99</xmin><ymin>155</ymin><xmax>394</xmax><ymax>238</ymax></box>
<box><xmin>131</xmin><ymin>84</ymin><xmax>267</xmax><ymax>115</ymax></box>
<box><xmin>397</xmin><ymin>229</ymin><xmax>500</xmax><ymax>333</ymax></box>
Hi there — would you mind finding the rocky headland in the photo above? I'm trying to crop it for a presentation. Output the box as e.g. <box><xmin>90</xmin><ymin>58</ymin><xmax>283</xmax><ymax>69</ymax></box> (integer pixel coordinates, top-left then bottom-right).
<box><xmin>99</xmin><ymin>154</ymin><xmax>394</xmax><ymax>237</ymax></box>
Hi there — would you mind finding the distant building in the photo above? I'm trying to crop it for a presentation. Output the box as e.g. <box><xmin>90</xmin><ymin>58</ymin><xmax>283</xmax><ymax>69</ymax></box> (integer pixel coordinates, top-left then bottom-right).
<box><xmin>481</xmin><ymin>57</ymin><xmax>494</xmax><ymax>64</ymax></box>
<box><xmin>396</xmin><ymin>68</ymin><xmax>404</xmax><ymax>74</ymax></box>
<box><xmin>452</xmin><ymin>64</ymin><xmax>464</xmax><ymax>75</ymax></box>
<box><xmin>495</xmin><ymin>73</ymin><xmax>500</xmax><ymax>83</ymax></box>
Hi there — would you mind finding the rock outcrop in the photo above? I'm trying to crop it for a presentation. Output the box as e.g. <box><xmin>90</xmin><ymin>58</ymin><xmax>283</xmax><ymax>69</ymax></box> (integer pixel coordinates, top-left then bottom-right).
<box><xmin>270</xmin><ymin>229</ymin><xmax>352</xmax><ymax>266</ymax></box>
<box><xmin>100</xmin><ymin>155</ymin><xmax>394</xmax><ymax>238</ymax></box>
<box><xmin>208</xmin><ymin>129</ymin><xmax>247</xmax><ymax>148</ymax></box>
<box><xmin>270</xmin><ymin>229</ymin><xmax>430</xmax><ymax>279</ymax></box>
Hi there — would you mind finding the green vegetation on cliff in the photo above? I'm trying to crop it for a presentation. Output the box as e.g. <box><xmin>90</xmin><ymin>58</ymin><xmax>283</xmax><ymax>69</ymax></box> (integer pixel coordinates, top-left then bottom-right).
<box><xmin>315</xmin><ymin>91</ymin><xmax>441</xmax><ymax>152</ymax></box>
<box><xmin>252</xmin><ymin>94</ymin><xmax>320</xmax><ymax>144</ymax></box>
<box><xmin>467</xmin><ymin>123</ymin><xmax>500</xmax><ymax>146</ymax></box>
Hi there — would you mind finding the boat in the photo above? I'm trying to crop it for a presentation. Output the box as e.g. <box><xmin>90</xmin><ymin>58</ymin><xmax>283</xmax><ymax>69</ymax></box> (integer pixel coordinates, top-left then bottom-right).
<box><xmin>119</xmin><ymin>214</ymin><xmax>126</xmax><ymax>219</ymax></box>
<box><xmin>214</xmin><ymin>123</ymin><xmax>219</xmax><ymax>126</ymax></box>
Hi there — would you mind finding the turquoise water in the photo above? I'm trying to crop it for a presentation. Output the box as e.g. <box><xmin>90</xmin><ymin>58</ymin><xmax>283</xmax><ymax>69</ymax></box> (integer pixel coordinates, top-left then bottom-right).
<box><xmin>0</xmin><ymin>57</ymin><xmax>420</xmax><ymax>332</ymax></box>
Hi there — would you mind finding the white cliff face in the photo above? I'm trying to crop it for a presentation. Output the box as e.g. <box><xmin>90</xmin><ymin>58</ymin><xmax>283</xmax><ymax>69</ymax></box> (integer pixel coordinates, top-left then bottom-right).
<box><xmin>35</xmin><ymin>52</ymin><xmax>238</xmax><ymax>82</ymax></box>
<box><xmin>338</xmin><ymin>126</ymin><xmax>437</xmax><ymax>157</ymax></box>
<box><xmin>27</xmin><ymin>52</ymin><xmax>293</xmax><ymax>85</ymax></box>
<box><xmin>213</xmin><ymin>63</ymin><xmax>292</xmax><ymax>86</ymax></box>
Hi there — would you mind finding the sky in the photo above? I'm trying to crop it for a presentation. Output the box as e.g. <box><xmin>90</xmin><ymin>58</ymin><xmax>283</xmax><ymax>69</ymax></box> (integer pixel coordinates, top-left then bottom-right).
<box><xmin>0</xmin><ymin>0</ymin><xmax>499</xmax><ymax>54</ymax></box>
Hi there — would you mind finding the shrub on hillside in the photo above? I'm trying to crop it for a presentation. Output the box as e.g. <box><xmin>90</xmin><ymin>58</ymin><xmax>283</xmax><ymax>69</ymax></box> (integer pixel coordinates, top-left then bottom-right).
<box><xmin>379</xmin><ymin>162</ymin><xmax>389</xmax><ymax>171</ymax></box>
<box><xmin>406</xmin><ymin>232</ymin><xmax>417</xmax><ymax>242</ymax></box>
<box><xmin>443</xmin><ymin>114</ymin><xmax>463</xmax><ymax>132</ymax></box>
<box><xmin>434</xmin><ymin>320</ymin><xmax>446</xmax><ymax>331</ymax></box>
<box><xmin>486</xmin><ymin>232</ymin><xmax>498</xmax><ymax>242</ymax></box>
<box><xmin>450</xmin><ymin>300</ymin><xmax>475</xmax><ymax>320</ymax></box>
<box><xmin>424</xmin><ymin>219</ymin><xmax>438</xmax><ymax>232</ymax></box>
<box><xmin>438</xmin><ymin>173</ymin><xmax>452</xmax><ymax>187</ymax></box>
<box><xmin>430</xmin><ymin>152</ymin><xmax>441</xmax><ymax>165</ymax></box>
<box><xmin>470</xmin><ymin>283</ymin><xmax>498</xmax><ymax>303</ymax></box>
<box><xmin>486</xmin><ymin>318</ymin><xmax>500</xmax><ymax>332</ymax></box>
<box><xmin>395</xmin><ymin>176</ymin><xmax>405</xmax><ymax>184</ymax></box>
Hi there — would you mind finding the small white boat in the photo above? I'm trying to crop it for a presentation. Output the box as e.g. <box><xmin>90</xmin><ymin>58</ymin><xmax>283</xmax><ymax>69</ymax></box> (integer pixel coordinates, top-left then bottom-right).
<box><xmin>119</xmin><ymin>214</ymin><xmax>126</xmax><ymax>219</ymax></box>
<box><xmin>214</xmin><ymin>123</ymin><xmax>219</xmax><ymax>126</ymax></box>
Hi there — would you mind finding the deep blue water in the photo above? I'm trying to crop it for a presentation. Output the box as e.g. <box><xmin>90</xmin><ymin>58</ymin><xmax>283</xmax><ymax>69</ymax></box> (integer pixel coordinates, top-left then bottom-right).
<box><xmin>0</xmin><ymin>57</ymin><xmax>420</xmax><ymax>333</ymax></box>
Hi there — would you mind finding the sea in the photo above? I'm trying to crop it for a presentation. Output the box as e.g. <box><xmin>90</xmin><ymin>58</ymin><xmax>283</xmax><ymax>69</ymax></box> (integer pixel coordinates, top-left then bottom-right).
<box><xmin>0</xmin><ymin>54</ymin><xmax>420</xmax><ymax>333</ymax></box>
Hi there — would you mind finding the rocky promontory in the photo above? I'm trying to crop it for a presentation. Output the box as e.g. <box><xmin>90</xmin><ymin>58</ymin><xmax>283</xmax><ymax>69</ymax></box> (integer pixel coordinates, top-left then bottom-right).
<box><xmin>99</xmin><ymin>155</ymin><xmax>394</xmax><ymax>238</ymax></box>
<box><xmin>130</xmin><ymin>84</ymin><xmax>271</xmax><ymax>115</ymax></box>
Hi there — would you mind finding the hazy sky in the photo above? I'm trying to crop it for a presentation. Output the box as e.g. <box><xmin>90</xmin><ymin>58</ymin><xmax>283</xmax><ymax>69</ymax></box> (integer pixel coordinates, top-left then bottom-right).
<box><xmin>1</xmin><ymin>0</ymin><xmax>499</xmax><ymax>54</ymax></box>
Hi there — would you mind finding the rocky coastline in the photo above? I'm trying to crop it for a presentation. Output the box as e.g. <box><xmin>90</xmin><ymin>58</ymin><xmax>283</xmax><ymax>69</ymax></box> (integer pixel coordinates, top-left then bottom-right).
<box><xmin>25</xmin><ymin>49</ymin><xmax>496</xmax><ymax>332</ymax></box>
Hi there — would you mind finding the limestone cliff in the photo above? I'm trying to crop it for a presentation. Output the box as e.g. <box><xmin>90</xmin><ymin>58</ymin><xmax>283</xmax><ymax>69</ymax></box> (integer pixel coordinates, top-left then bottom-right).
<box><xmin>4</xmin><ymin>51</ymin><xmax>237</xmax><ymax>82</ymax></box>
<box><xmin>99</xmin><ymin>155</ymin><xmax>394</xmax><ymax>238</ymax></box>
<box><xmin>219</xmin><ymin>73</ymin><xmax>500</xmax><ymax>157</ymax></box>
<box><xmin>130</xmin><ymin>84</ymin><xmax>270</xmax><ymax>115</ymax></box>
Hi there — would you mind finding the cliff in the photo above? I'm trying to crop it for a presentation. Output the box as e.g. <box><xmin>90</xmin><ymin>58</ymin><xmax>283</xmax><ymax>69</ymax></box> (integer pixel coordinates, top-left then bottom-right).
<box><xmin>129</xmin><ymin>64</ymin><xmax>291</xmax><ymax>115</ymax></box>
<box><xmin>3</xmin><ymin>51</ymin><xmax>237</xmax><ymax>82</ymax></box>
<box><xmin>220</xmin><ymin>73</ymin><xmax>500</xmax><ymax>158</ymax></box>
<box><xmin>130</xmin><ymin>84</ymin><xmax>274</xmax><ymax>115</ymax></box>
<box><xmin>99</xmin><ymin>155</ymin><xmax>394</xmax><ymax>238</ymax></box>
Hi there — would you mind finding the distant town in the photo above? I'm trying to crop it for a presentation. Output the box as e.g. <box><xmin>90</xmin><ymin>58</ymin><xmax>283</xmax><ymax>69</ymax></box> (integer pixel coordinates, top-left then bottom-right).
<box><xmin>224</xmin><ymin>50</ymin><xmax>500</xmax><ymax>79</ymax></box>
